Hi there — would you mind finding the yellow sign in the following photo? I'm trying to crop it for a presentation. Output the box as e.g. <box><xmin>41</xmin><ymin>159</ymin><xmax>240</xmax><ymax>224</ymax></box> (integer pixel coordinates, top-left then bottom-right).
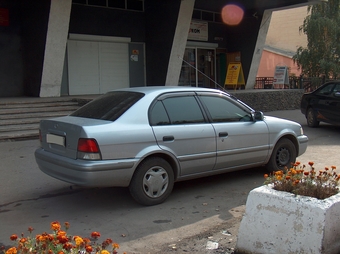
<box><xmin>224</xmin><ymin>62</ymin><xmax>245</xmax><ymax>89</ymax></box>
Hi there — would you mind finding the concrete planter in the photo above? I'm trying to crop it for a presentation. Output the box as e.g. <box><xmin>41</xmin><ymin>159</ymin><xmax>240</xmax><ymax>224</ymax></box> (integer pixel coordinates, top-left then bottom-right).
<box><xmin>236</xmin><ymin>185</ymin><xmax>340</xmax><ymax>254</ymax></box>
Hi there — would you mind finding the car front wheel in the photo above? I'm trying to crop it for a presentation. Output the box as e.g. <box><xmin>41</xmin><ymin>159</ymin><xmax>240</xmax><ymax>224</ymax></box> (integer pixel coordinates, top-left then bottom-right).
<box><xmin>266</xmin><ymin>138</ymin><xmax>297</xmax><ymax>172</ymax></box>
<box><xmin>129</xmin><ymin>157</ymin><xmax>174</xmax><ymax>206</ymax></box>
<box><xmin>306</xmin><ymin>108</ymin><xmax>319</xmax><ymax>127</ymax></box>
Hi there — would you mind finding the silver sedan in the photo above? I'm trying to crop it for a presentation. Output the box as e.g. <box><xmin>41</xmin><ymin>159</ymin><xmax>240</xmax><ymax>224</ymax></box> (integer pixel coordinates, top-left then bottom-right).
<box><xmin>35</xmin><ymin>86</ymin><xmax>308</xmax><ymax>205</ymax></box>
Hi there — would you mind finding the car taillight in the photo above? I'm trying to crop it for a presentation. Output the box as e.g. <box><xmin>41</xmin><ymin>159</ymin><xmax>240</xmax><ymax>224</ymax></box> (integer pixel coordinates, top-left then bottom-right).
<box><xmin>77</xmin><ymin>138</ymin><xmax>101</xmax><ymax>160</ymax></box>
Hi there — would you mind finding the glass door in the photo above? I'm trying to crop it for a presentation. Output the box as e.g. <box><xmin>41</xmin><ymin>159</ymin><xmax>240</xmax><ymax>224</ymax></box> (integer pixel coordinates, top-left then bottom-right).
<box><xmin>179</xmin><ymin>47</ymin><xmax>216</xmax><ymax>87</ymax></box>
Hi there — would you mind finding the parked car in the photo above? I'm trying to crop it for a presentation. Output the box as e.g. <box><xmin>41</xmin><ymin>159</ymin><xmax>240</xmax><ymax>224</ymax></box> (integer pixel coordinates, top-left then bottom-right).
<box><xmin>35</xmin><ymin>86</ymin><xmax>308</xmax><ymax>205</ymax></box>
<box><xmin>301</xmin><ymin>81</ymin><xmax>340</xmax><ymax>127</ymax></box>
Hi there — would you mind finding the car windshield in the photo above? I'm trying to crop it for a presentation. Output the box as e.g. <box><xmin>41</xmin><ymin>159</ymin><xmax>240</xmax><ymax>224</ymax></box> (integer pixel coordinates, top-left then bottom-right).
<box><xmin>71</xmin><ymin>91</ymin><xmax>144</xmax><ymax>121</ymax></box>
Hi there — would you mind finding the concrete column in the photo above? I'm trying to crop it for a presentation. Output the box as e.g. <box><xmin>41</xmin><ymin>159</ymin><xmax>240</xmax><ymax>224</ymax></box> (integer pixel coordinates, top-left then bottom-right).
<box><xmin>245</xmin><ymin>10</ymin><xmax>272</xmax><ymax>89</ymax></box>
<box><xmin>40</xmin><ymin>0</ymin><xmax>72</xmax><ymax>97</ymax></box>
<box><xmin>165</xmin><ymin>0</ymin><xmax>195</xmax><ymax>86</ymax></box>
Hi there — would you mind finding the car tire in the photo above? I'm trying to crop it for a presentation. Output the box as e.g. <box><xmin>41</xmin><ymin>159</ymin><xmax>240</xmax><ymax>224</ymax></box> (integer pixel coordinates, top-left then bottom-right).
<box><xmin>129</xmin><ymin>157</ymin><xmax>174</xmax><ymax>206</ymax></box>
<box><xmin>266</xmin><ymin>138</ymin><xmax>297</xmax><ymax>172</ymax></box>
<box><xmin>306</xmin><ymin>108</ymin><xmax>319</xmax><ymax>127</ymax></box>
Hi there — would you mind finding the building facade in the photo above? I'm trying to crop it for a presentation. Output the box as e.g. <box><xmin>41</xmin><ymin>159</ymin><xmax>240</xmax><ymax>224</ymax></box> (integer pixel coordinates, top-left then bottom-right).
<box><xmin>0</xmin><ymin>0</ymin><xmax>318</xmax><ymax>97</ymax></box>
<box><xmin>257</xmin><ymin>6</ymin><xmax>308</xmax><ymax>77</ymax></box>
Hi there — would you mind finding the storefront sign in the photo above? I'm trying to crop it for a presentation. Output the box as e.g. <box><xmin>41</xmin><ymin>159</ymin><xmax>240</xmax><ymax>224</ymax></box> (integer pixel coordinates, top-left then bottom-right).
<box><xmin>0</xmin><ymin>8</ymin><xmax>9</xmax><ymax>26</ymax></box>
<box><xmin>225</xmin><ymin>62</ymin><xmax>245</xmax><ymax>89</ymax></box>
<box><xmin>188</xmin><ymin>20</ymin><xmax>208</xmax><ymax>41</ymax></box>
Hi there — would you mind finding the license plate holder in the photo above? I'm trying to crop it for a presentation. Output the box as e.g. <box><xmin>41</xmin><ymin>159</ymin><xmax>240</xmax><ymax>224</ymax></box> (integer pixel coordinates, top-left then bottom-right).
<box><xmin>46</xmin><ymin>134</ymin><xmax>65</xmax><ymax>147</ymax></box>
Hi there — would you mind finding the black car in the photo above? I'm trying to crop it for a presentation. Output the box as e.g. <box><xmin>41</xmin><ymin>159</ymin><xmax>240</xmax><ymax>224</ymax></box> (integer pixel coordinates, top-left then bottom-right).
<box><xmin>301</xmin><ymin>81</ymin><xmax>340</xmax><ymax>127</ymax></box>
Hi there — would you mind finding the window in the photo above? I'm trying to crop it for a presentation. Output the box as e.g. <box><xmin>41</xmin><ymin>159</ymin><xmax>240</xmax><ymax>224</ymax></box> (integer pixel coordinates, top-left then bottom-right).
<box><xmin>149</xmin><ymin>101</ymin><xmax>170</xmax><ymax>126</ymax></box>
<box><xmin>200</xmin><ymin>96</ymin><xmax>251</xmax><ymax>122</ymax></box>
<box><xmin>317</xmin><ymin>84</ymin><xmax>334</xmax><ymax>95</ymax></box>
<box><xmin>108</xmin><ymin>0</ymin><xmax>125</xmax><ymax>9</ymax></box>
<box><xmin>88</xmin><ymin>0</ymin><xmax>106</xmax><ymax>7</ymax></box>
<box><xmin>72</xmin><ymin>0</ymin><xmax>144</xmax><ymax>11</ymax></box>
<box><xmin>333</xmin><ymin>84</ymin><xmax>340</xmax><ymax>93</ymax></box>
<box><xmin>150</xmin><ymin>96</ymin><xmax>205</xmax><ymax>125</ymax></box>
<box><xmin>71</xmin><ymin>91</ymin><xmax>144</xmax><ymax>121</ymax></box>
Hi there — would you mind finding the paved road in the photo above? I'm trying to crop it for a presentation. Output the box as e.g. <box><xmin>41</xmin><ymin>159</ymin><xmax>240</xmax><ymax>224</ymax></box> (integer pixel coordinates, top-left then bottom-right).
<box><xmin>0</xmin><ymin>110</ymin><xmax>339</xmax><ymax>253</ymax></box>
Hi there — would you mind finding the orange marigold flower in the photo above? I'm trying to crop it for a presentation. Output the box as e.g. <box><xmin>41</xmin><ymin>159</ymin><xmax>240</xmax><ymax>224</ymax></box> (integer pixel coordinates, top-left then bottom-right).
<box><xmin>83</xmin><ymin>238</ymin><xmax>91</xmax><ymax>244</ymax></box>
<box><xmin>85</xmin><ymin>245</ymin><xmax>93</xmax><ymax>252</ymax></box>
<box><xmin>112</xmin><ymin>243</ymin><xmax>120</xmax><ymax>249</ymax></box>
<box><xmin>304</xmin><ymin>171</ymin><xmax>309</xmax><ymax>176</ymax></box>
<box><xmin>91</xmin><ymin>232</ymin><xmax>101</xmax><ymax>239</ymax></box>
<box><xmin>63</xmin><ymin>242</ymin><xmax>73</xmax><ymax>251</ymax></box>
<box><xmin>276</xmin><ymin>176</ymin><xmax>282</xmax><ymax>181</ymax></box>
<box><xmin>331</xmin><ymin>165</ymin><xmax>337</xmax><ymax>170</ymax></box>
<box><xmin>27</xmin><ymin>227</ymin><xmax>34</xmax><ymax>233</ymax></box>
<box><xmin>5</xmin><ymin>247</ymin><xmax>17</xmax><ymax>254</ymax></box>
<box><xmin>9</xmin><ymin>235</ymin><xmax>18</xmax><ymax>241</ymax></box>
<box><xmin>308</xmin><ymin>161</ymin><xmax>314</xmax><ymax>166</ymax></box>
<box><xmin>57</xmin><ymin>230</ymin><xmax>67</xmax><ymax>237</ymax></box>
<box><xmin>264</xmin><ymin>174</ymin><xmax>269</xmax><ymax>179</ymax></box>
<box><xmin>100</xmin><ymin>250</ymin><xmax>110</xmax><ymax>254</ymax></box>
<box><xmin>51</xmin><ymin>221</ymin><xmax>61</xmax><ymax>231</ymax></box>
<box><xmin>57</xmin><ymin>252</ymin><xmax>65</xmax><ymax>254</ymax></box>
<box><xmin>285</xmin><ymin>176</ymin><xmax>291</xmax><ymax>180</ymax></box>
<box><xmin>74</xmin><ymin>236</ymin><xmax>84</xmax><ymax>246</ymax></box>
<box><xmin>57</xmin><ymin>235</ymin><xmax>69</xmax><ymax>244</ymax></box>
<box><xmin>325</xmin><ymin>167</ymin><xmax>329</xmax><ymax>171</ymax></box>
<box><xmin>19</xmin><ymin>238</ymin><xmax>27</xmax><ymax>243</ymax></box>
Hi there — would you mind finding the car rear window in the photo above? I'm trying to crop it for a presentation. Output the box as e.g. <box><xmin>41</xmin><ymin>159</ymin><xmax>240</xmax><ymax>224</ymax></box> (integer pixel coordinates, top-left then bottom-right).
<box><xmin>70</xmin><ymin>91</ymin><xmax>144</xmax><ymax>121</ymax></box>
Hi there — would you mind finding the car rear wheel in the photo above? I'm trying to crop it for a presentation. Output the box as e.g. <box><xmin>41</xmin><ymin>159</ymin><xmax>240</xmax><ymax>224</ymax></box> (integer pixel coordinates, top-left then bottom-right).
<box><xmin>129</xmin><ymin>157</ymin><xmax>174</xmax><ymax>206</ymax></box>
<box><xmin>306</xmin><ymin>108</ymin><xmax>319</xmax><ymax>127</ymax></box>
<box><xmin>266</xmin><ymin>138</ymin><xmax>296</xmax><ymax>172</ymax></box>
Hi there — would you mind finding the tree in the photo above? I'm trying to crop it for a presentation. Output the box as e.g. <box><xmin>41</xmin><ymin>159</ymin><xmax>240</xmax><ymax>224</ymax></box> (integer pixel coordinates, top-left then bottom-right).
<box><xmin>293</xmin><ymin>0</ymin><xmax>340</xmax><ymax>79</ymax></box>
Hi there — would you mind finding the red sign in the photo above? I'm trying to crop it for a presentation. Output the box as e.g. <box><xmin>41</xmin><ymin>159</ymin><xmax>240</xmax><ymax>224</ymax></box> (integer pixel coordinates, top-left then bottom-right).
<box><xmin>0</xmin><ymin>8</ymin><xmax>9</xmax><ymax>26</ymax></box>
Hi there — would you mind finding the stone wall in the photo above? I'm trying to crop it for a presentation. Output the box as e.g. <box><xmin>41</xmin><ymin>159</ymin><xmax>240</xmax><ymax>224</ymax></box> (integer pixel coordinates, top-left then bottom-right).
<box><xmin>75</xmin><ymin>89</ymin><xmax>305</xmax><ymax>112</ymax></box>
<box><xmin>229</xmin><ymin>89</ymin><xmax>304</xmax><ymax>112</ymax></box>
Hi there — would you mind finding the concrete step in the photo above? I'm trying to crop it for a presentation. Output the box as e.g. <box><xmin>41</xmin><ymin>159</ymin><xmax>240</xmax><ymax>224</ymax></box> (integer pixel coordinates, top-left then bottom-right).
<box><xmin>0</xmin><ymin>130</ymin><xmax>39</xmax><ymax>141</ymax></box>
<box><xmin>0</xmin><ymin>105</ymin><xmax>79</xmax><ymax>115</ymax></box>
<box><xmin>0</xmin><ymin>96</ymin><xmax>94</xmax><ymax>141</ymax></box>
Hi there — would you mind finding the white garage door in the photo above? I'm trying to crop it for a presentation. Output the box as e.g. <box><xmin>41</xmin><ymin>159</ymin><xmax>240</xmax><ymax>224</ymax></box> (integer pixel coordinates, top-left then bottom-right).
<box><xmin>67</xmin><ymin>39</ymin><xmax>129</xmax><ymax>95</ymax></box>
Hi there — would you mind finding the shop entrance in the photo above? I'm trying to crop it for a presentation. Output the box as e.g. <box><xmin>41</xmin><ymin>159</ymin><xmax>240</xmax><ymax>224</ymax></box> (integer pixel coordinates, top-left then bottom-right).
<box><xmin>179</xmin><ymin>47</ymin><xmax>216</xmax><ymax>88</ymax></box>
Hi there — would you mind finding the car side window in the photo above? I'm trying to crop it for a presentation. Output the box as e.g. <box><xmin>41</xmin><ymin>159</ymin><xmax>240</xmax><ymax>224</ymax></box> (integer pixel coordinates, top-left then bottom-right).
<box><xmin>149</xmin><ymin>101</ymin><xmax>170</xmax><ymax>125</ymax></box>
<box><xmin>163</xmin><ymin>96</ymin><xmax>205</xmax><ymax>124</ymax></box>
<box><xmin>200</xmin><ymin>95</ymin><xmax>251</xmax><ymax>122</ymax></box>
<box><xmin>333</xmin><ymin>84</ymin><xmax>340</xmax><ymax>93</ymax></box>
<box><xmin>150</xmin><ymin>96</ymin><xmax>205</xmax><ymax>125</ymax></box>
<box><xmin>317</xmin><ymin>84</ymin><xmax>334</xmax><ymax>95</ymax></box>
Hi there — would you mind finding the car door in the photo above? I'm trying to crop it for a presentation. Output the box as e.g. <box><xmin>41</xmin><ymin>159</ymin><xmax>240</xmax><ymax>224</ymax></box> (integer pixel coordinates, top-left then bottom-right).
<box><xmin>198</xmin><ymin>93</ymin><xmax>269</xmax><ymax>170</ymax></box>
<box><xmin>325</xmin><ymin>83</ymin><xmax>340</xmax><ymax>123</ymax></box>
<box><xmin>313</xmin><ymin>83</ymin><xmax>335</xmax><ymax>122</ymax></box>
<box><xmin>149</xmin><ymin>92</ymin><xmax>216</xmax><ymax>176</ymax></box>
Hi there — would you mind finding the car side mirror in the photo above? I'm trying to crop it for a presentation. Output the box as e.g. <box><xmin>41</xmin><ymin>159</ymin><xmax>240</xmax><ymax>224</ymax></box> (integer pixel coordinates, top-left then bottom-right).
<box><xmin>252</xmin><ymin>111</ymin><xmax>264</xmax><ymax>121</ymax></box>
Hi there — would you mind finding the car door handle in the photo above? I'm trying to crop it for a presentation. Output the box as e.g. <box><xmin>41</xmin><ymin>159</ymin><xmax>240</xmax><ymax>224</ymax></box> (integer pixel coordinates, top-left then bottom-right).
<box><xmin>219</xmin><ymin>132</ymin><xmax>228</xmax><ymax>137</ymax></box>
<box><xmin>163</xmin><ymin>136</ymin><xmax>174</xmax><ymax>141</ymax></box>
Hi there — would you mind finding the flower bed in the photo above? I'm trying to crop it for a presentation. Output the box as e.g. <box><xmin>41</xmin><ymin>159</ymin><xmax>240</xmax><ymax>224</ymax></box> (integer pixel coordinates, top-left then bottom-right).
<box><xmin>235</xmin><ymin>162</ymin><xmax>340</xmax><ymax>254</ymax></box>
<box><xmin>1</xmin><ymin>221</ymin><xmax>123</xmax><ymax>254</ymax></box>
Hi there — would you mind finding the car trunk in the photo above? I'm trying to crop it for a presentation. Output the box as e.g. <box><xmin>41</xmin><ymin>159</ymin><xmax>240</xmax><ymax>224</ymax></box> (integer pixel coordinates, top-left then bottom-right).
<box><xmin>39</xmin><ymin>116</ymin><xmax>107</xmax><ymax>159</ymax></box>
